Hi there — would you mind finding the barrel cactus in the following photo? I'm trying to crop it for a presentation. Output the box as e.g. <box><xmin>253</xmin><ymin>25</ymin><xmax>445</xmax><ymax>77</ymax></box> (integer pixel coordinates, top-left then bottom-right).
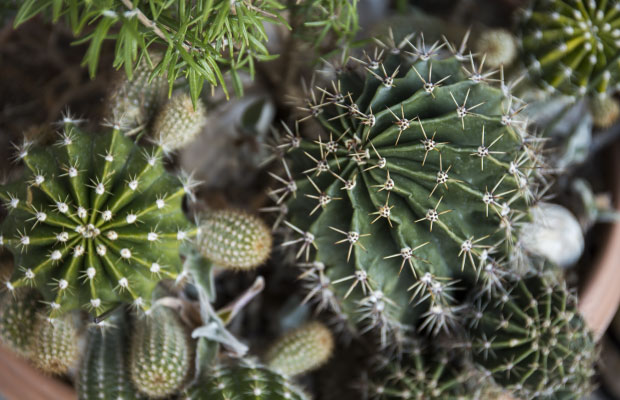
<box><xmin>32</xmin><ymin>313</ymin><xmax>79</xmax><ymax>375</ymax></box>
<box><xmin>0</xmin><ymin>118</ymin><xmax>196</xmax><ymax>318</ymax></box>
<box><xmin>272</xmin><ymin>35</ymin><xmax>540</xmax><ymax>343</ymax></box>
<box><xmin>519</xmin><ymin>0</ymin><xmax>620</xmax><ymax>97</ymax></box>
<box><xmin>467</xmin><ymin>272</ymin><xmax>596</xmax><ymax>399</ymax></box>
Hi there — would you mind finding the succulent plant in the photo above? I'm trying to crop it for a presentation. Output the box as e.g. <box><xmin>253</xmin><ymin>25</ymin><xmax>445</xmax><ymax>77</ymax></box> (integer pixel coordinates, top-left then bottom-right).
<box><xmin>129</xmin><ymin>305</ymin><xmax>191</xmax><ymax>398</ymax></box>
<box><xmin>271</xmin><ymin>34</ymin><xmax>540</xmax><ymax>343</ymax></box>
<box><xmin>474</xmin><ymin>28</ymin><xmax>517</xmax><ymax>69</ymax></box>
<box><xmin>186</xmin><ymin>361</ymin><xmax>309</xmax><ymax>400</ymax></box>
<box><xmin>590</xmin><ymin>92</ymin><xmax>620</xmax><ymax>128</ymax></box>
<box><xmin>519</xmin><ymin>0</ymin><xmax>620</xmax><ymax>97</ymax></box>
<box><xmin>32</xmin><ymin>312</ymin><xmax>79</xmax><ymax>375</ymax></box>
<box><xmin>199</xmin><ymin>209</ymin><xmax>273</xmax><ymax>270</ymax></box>
<box><xmin>265</xmin><ymin>321</ymin><xmax>334</xmax><ymax>377</ymax></box>
<box><xmin>467</xmin><ymin>272</ymin><xmax>596</xmax><ymax>399</ymax></box>
<box><xmin>0</xmin><ymin>119</ymin><xmax>196</xmax><ymax>317</ymax></box>
<box><xmin>0</xmin><ymin>288</ymin><xmax>41</xmax><ymax>358</ymax></box>
<box><xmin>153</xmin><ymin>93</ymin><xmax>207</xmax><ymax>154</ymax></box>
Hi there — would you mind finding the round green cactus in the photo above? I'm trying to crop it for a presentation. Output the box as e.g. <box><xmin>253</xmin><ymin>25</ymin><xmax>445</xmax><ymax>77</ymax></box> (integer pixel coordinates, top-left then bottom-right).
<box><xmin>129</xmin><ymin>305</ymin><xmax>191</xmax><ymax>398</ymax></box>
<box><xmin>474</xmin><ymin>29</ymin><xmax>517</xmax><ymax>69</ymax></box>
<box><xmin>519</xmin><ymin>0</ymin><xmax>620</xmax><ymax>97</ymax></box>
<box><xmin>265</xmin><ymin>321</ymin><xmax>334</xmax><ymax>377</ymax></box>
<box><xmin>0</xmin><ymin>120</ymin><xmax>196</xmax><ymax>317</ymax></box>
<box><xmin>199</xmin><ymin>209</ymin><xmax>273</xmax><ymax>270</ymax></box>
<box><xmin>153</xmin><ymin>93</ymin><xmax>207</xmax><ymax>153</ymax></box>
<box><xmin>0</xmin><ymin>288</ymin><xmax>41</xmax><ymax>358</ymax></box>
<box><xmin>272</xmin><ymin>36</ymin><xmax>539</xmax><ymax>343</ymax></box>
<box><xmin>590</xmin><ymin>92</ymin><xmax>620</xmax><ymax>128</ymax></box>
<box><xmin>467</xmin><ymin>272</ymin><xmax>595</xmax><ymax>399</ymax></box>
<box><xmin>32</xmin><ymin>313</ymin><xmax>79</xmax><ymax>375</ymax></box>
<box><xmin>186</xmin><ymin>361</ymin><xmax>309</xmax><ymax>400</ymax></box>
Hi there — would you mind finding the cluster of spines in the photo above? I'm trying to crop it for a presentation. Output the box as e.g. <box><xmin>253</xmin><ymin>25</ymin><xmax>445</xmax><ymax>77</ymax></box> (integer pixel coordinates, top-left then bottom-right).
<box><xmin>32</xmin><ymin>312</ymin><xmax>79</xmax><ymax>375</ymax></box>
<box><xmin>152</xmin><ymin>93</ymin><xmax>207</xmax><ymax>154</ymax></box>
<box><xmin>0</xmin><ymin>119</ymin><xmax>197</xmax><ymax>317</ymax></box>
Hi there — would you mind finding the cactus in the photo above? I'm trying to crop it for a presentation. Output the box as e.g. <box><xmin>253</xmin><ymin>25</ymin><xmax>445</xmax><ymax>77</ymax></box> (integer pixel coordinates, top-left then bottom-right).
<box><xmin>129</xmin><ymin>305</ymin><xmax>191</xmax><ymax>398</ymax></box>
<box><xmin>272</xmin><ymin>35</ymin><xmax>540</xmax><ymax>343</ymax></box>
<box><xmin>0</xmin><ymin>288</ymin><xmax>41</xmax><ymax>358</ymax></box>
<box><xmin>152</xmin><ymin>93</ymin><xmax>207</xmax><ymax>154</ymax></box>
<box><xmin>78</xmin><ymin>310</ymin><xmax>143</xmax><ymax>400</ymax></box>
<box><xmin>0</xmin><ymin>120</ymin><xmax>196</xmax><ymax>317</ymax></box>
<box><xmin>186</xmin><ymin>361</ymin><xmax>309</xmax><ymax>400</ymax></box>
<box><xmin>590</xmin><ymin>93</ymin><xmax>620</xmax><ymax>128</ymax></box>
<box><xmin>265</xmin><ymin>321</ymin><xmax>334</xmax><ymax>377</ymax></box>
<box><xmin>519</xmin><ymin>0</ymin><xmax>620</xmax><ymax>97</ymax></box>
<box><xmin>199</xmin><ymin>209</ymin><xmax>273</xmax><ymax>270</ymax></box>
<box><xmin>474</xmin><ymin>29</ymin><xmax>517</xmax><ymax>69</ymax></box>
<box><xmin>32</xmin><ymin>313</ymin><xmax>79</xmax><ymax>375</ymax></box>
<box><xmin>466</xmin><ymin>272</ymin><xmax>595</xmax><ymax>399</ymax></box>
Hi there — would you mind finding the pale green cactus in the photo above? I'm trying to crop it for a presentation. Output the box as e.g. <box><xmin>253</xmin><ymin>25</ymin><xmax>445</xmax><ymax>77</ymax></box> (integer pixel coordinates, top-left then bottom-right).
<box><xmin>474</xmin><ymin>29</ymin><xmax>517</xmax><ymax>69</ymax></box>
<box><xmin>153</xmin><ymin>94</ymin><xmax>207</xmax><ymax>153</ymax></box>
<box><xmin>590</xmin><ymin>93</ymin><xmax>620</xmax><ymax>128</ymax></box>
<box><xmin>32</xmin><ymin>313</ymin><xmax>79</xmax><ymax>375</ymax></box>
<box><xmin>0</xmin><ymin>288</ymin><xmax>41</xmax><ymax>358</ymax></box>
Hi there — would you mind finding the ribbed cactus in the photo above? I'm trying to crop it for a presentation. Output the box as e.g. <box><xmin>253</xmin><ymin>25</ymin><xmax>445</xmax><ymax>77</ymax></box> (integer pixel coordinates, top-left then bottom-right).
<box><xmin>273</xmin><ymin>36</ymin><xmax>539</xmax><ymax>343</ymax></box>
<box><xmin>0</xmin><ymin>288</ymin><xmax>41</xmax><ymax>358</ymax></box>
<box><xmin>186</xmin><ymin>361</ymin><xmax>309</xmax><ymax>400</ymax></box>
<box><xmin>519</xmin><ymin>0</ymin><xmax>620</xmax><ymax>97</ymax></box>
<box><xmin>199</xmin><ymin>209</ymin><xmax>273</xmax><ymax>270</ymax></box>
<box><xmin>265</xmin><ymin>321</ymin><xmax>334</xmax><ymax>376</ymax></box>
<box><xmin>32</xmin><ymin>313</ymin><xmax>79</xmax><ymax>374</ymax></box>
<box><xmin>0</xmin><ymin>120</ymin><xmax>195</xmax><ymax>317</ymax></box>
<box><xmin>78</xmin><ymin>310</ymin><xmax>143</xmax><ymax>400</ymax></box>
<box><xmin>129</xmin><ymin>305</ymin><xmax>191</xmax><ymax>398</ymax></box>
<box><xmin>153</xmin><ymin>94</ymin><xmax>207</xmax><ymax>153</ymax></box>
<box><xmin>467</xmin><ymin>272</ymin><xmax>595</xmax><ymax>399</ymax></box>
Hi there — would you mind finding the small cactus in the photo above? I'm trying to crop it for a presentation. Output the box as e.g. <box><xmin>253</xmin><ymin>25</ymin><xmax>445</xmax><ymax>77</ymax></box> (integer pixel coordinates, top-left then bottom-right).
<box><xmin>265</xmin><ymin>321</ymin><xmax>334</xmax><ymax>377</ymax></box>
<box><xmin>199</xmin><ymin>209</ymin><xmax>273</xmax><ymax>270</ymax></box>
<box><xmin>474</xmin><ymin>28</ymin><xmax>517</xmax><ymax>69</ymax></box>
<box><xmin>590</xmin><ymin>93</ymin><xmax>620</xmax><ymax>129</ymax></box>
<box><xmin>0</xmin><ymin>120</ymin><xmax>196</xmax><ymax>317</ymax></box>
<box><xmin>186</xmin><ymin>361</ymin><xmax>309</xmax><ymax>400</ymax></box>
<box><xmin>153</xmin><ymin>94</ymin><xmax>207</xmax><ymax>153</ymax></box>
<box><xmin>467</xmin><ymin>272</ymin><xmax>596</xmax><ymax>399</ymax></box>
<box><xmin>0</xmin><ymin>288</ymin><xmax>41</xmax><ymax>358</ymax></box>
<box><xmin>32</xmin><ymin>313</ymin><xmax>79</xmax><ymax>375</ymax></box>
<box><xmin>129</xmin><ymin>305</ymin><xmax>191</xmax><ymax>398</ymax></box>
<box><xmin>519</xmin><ymin>0</ymin><xmax>620</xmax><ymax>97</ymax></box>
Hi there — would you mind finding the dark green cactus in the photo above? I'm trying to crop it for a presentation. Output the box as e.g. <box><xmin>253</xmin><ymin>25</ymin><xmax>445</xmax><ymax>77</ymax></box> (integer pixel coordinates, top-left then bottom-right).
<box><xmin>186</xmin><ymin>361</ymin><xmax>309</xmax><ymax>400</ymax></box>
<box><xmin>129</xmin><ymin>305</ymin><xmax>191</xmax><ymax>398</ymax></box>
<box><xmin>272</xmin><ymin>35</ymin><xmax>540</xmax><ymax>343</ymax></box>
<box><xmin>0</xmin><ymin>120</ymin><xmax>196</xmax><ymax>317</ymax></box>
<box><xmin>467</xmin><ymin>272</ymin><xmax>596</xmax><ymax>399</ymax></box>
<box><xmin>32</xmin><ymin>312</ymin><xmax>79</xmax><ymax>375</ymax></box>
<box><xmin>0</xmin><ymin>288</ymin><xmax>41</xmax><ymax>358</ymax></box>
<box><xmin>519</xmin><ymin>0</ymin><xmax>620</xmax><ymax>97</ymax></box>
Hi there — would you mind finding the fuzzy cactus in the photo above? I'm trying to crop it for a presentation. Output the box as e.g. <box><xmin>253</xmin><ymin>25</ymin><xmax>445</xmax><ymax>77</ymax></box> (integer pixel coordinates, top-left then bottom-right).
<box><xmin>78</xmin><ymin>310</ymin><xmax>143</xmax><ymax>400</ymax></box>
<box><xmin>129</xmin><ymin>305</ymin><xmax>191</xmax><ymax>398</ymax></box>
<box><xmin>271</xmin><ymin>35</ymin><xmax>540</xmax><ymax>343</ymax></box>
<box><xmin>186</xmin><ymin>361</ymin><xmax>309</xmax><ymax>400</ymax></box>
<box><xmin>32</xmin><ymin>313</ymin><xmax>79</xmax><ymax>375</ymax></box>
<box><xmin>153</xmin><ymin>94</ymin><xmax>207</xmax><ymax>153</ymax></box>
<box><xmin>519</xmin><ymin>0</ymin><xmax>620</xmax><ymax>97</ymax></box>
<box><xmin>265</xmin><ymin>321</ymin><xmax>334</xmax><ymax>377</ymax></box>
<box><xmin>467</xmin><ymin>272</ymin><xmax>595</xmax><ymax>399</ymax></box>
<box><xmin>0</xmin><ymin>288</ymin><xmax>41</xmax><ymax>358</ymax></box>
<box><xmin>199</xmin><ymin>209</ymin><xmax>273</xmax><ymax>270</ymax></box>
<box><xmin>590</xmin><ymin>93</ymin><xmax>620</xmax><ymax>128</ymax></box>
<box><xmin>474</xmin><ymin>29</ymin><xmax>517</xmax><ymax>69</ymax></box>
<box><xmin>0</xmin><ymin>120</ymin><xmax>196</xmax><ymax>317</ymax></box>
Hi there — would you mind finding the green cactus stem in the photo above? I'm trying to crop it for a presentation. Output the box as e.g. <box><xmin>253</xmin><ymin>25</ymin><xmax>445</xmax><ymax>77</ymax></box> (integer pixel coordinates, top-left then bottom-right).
<box><xmin>0</xmin><ymin>288</ymin><xmax>41</xmax><ymax>358</ymax></box>
<box><xmin>153</xmin><ymin>93</ymin><xmax>207</xmax><ymax>153</ymax></box>
<box><xmin>0</xmin><ymin>120</ymin><xmax>196</xmax><ymax>317</ymax></box>
<box><xmin>32</xmin><ymin>313</ymin><xmax>79</xmax><ymax>375</ymax></box>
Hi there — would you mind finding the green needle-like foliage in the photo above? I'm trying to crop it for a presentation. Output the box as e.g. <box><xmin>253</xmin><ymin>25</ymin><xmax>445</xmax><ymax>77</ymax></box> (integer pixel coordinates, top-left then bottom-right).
<box><xmin>0</xmin><ymin>119</ymin><xmax>195</xmax><ymax>318</ymax></box>
<box><xmin>0</xmin><ymin>288</ymin><xmax>41</xmax><ymax>358</ymax></box>
<box><xmin>186</xmin><ymin>361</ymin><xmax>309</xmax><ymax>400</ymax></box>
<box><xmin>273</xmin><ymin>34</ymin><xmax>541</xmax><ymax>344</ymax></box>
<box><xmin>519</xmin><ymin>0</ymin><xmax>620</xmax><ymax>97</ymax></box>
<box><xmin>467</xmin><ymin>272</ymin><xmax>595</xmax><ymax>400</ymax></box>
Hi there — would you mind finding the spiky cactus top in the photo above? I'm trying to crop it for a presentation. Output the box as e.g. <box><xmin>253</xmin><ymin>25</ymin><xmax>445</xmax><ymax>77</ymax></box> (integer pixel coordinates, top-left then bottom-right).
<box><xmin>0</xmin><ymin>120</ymin><xmax>195</xmax><ymax>317</ymax></box>
<box><xmin>519</xmin><ymin>0</ymin><xmax>620</xmax><ymax>97</ymax></box>
<box><xmin>273</xmin><ymin>35</ymin><xmax>539</xmax><ymax>342</ymax></box>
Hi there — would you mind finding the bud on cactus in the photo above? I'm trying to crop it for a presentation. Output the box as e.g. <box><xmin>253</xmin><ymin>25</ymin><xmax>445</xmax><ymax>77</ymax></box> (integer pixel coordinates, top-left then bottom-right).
<box><xmin>78</xmin><ymin>310</ymin><xmax>142</xmax><ymax>400</ymax></box>
<box><xmin>474</xmin><ymin>28</ymin><xmax>517</xmax><ymax>69</ymax></box>
<box><xmin>186</xmin><ymin>361</ymin><xmax>309</xmax><ymax>400</ymax></box>
<box><xmin>265</xmin><ymin>321</ymin><xmax>334</xmax><ymax>377</ymax></box>
<box><xmin>0</xmin><ymin>120</ymin><xmax>195</xmax><ymax>317</ymax></box>
<box><xmin>0</xmin><ymin>288</ymin><xmax>41</xmax><ymax>358</ymax></box>
<box><xmin>467</xmin><ymin>272</ymin><xmax>596</xmax><ymax>399</ymax></box>
<box><xmin>519</xmin><ymin>0</ymin><xmax>620</xmax><ymax>97</ymax></box>
<box><xmin>153</xmin><ymin>94</ymin><xmax>207</xmax><ymax>153</ymax></box>
<box><xmin>130</xmin><ymin>305</ymin><xmax>191</xmax><ymax>398</ymax></box>
<box><xmin>32</xmin><ymin>313</ymin><xmax>79</xmax><ymax>375</ymax></box>
<box><xmin>590</xmin><ymin>93</ymin><xmax>620</xmax><ymax>129</ymax></box>
<box><xmin>199</xmin><ymin>209</ymin><xmax>272</xmax><ymax>270</ymax></box>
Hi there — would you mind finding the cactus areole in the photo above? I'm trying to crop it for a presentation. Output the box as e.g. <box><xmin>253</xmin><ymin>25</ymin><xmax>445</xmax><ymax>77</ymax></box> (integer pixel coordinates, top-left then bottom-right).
<box><xmin>0</xmin><ymin>120</ymin><xmax>196</xmax><ymax>318</ymax></box>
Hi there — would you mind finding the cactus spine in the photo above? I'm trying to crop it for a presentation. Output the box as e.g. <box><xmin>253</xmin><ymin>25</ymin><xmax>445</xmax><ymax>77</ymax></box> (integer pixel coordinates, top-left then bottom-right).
<box><xmin>153</xmin><ymin>93</ymin><xmax>207</xmax><ymax>153</ymax></box>
<box><xmin>0</xmin><ymin>288</ymin><xmax>41</xmax><ymax>358</ymax></box>
<box><xmin>265</xmin><ymin>321</ymin><xmax>334</xmax><ymax>377</ymax></box>
<box><xmin>129</xmin><ymin>305</ymin><xmax>191</xmax><ymax>398</ymax></box>
<box><xmin>32</xmin><ymin>313</ymin><xmax>79</xmax><ymax>375</ymax></box>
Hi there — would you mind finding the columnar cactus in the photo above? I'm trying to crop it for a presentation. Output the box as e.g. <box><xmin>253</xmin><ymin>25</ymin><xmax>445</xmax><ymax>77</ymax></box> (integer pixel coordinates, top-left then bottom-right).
<box><xmin>467</xmin><ymin>272</ymin><xmax>596</xmax><ymax>399</ymax></box>
<box><xmin>272</xmin><ymin>35</ymin><xmax>540</xmax><ymax>343</ymax></box>
<box><xmin>0</xmin><ymin>288</ymin><xmax>41</xmax><ymax>358</ymax></box>
<box><xmin>0</xmin><ymin>120</ymin><xmax>196</xmax><ymax>317</ymax></box>
<box><xmin>519</xmin><ymin>0</ymin><xmax>620</xmax><ymax>97</ymax></box>
<box><xmin>153</xmin><ymin>94</ymin><xmax>207</xmax><ymax>153</ymax></box>
<box><xmin>129</xmin><ymin>305</ymin><xmax>191</xmax><ymax>398</ymax></box>
<box><xmin>199</xmin><ymin>209</ymin><xmax>273</xmax><ymax>270</ymax></box>
<box><xmin>32</xmin><ymin>313</ymin><xmax>79</xmax><ymax>374</ymax></box>
<box><xmin>186</xmin><ymin>361</ymin><xmax>309</xmax><ymax>400</ymax></box>
<box><xmin>265</xmin><ymin>321</ymin><xmax>334</xmax><ymax>376</ymax></box>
